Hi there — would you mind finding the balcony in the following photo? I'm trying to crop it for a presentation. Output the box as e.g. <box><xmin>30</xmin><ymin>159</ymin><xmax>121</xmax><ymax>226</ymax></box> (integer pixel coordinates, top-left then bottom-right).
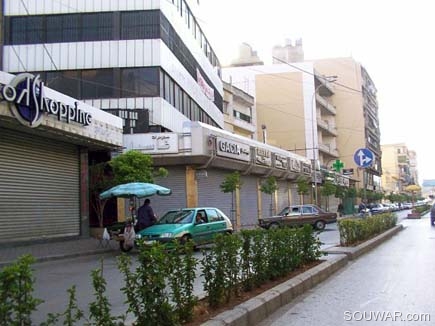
<box><xmin>317</xmin><ymin>119</ymin><xmax>338</xmax><ymax>136</ymax></box>
<box><xmin>316</xmin><ymin>94</ymin><xmax>336</xmax><ymax>115</ymax></box>
<box><xmin>318</xmin><ymin>143</ymin><xmax>339</xmax><ymax>157</ymax></box>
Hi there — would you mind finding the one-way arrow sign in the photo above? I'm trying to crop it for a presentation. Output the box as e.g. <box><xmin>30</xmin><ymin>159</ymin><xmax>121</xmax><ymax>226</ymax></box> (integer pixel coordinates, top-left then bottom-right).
<box><xmin>354</xmin><ymin>148</ymin><xmax>374</xmax><ymax>168</ymax></box>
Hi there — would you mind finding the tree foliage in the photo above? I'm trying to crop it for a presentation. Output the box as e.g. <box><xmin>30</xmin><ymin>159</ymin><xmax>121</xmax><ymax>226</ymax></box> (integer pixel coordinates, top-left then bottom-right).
<box><xmin>296</xmin><ymin>176</ymin><xmax>310</xmax><ymax>195</ymax></box>
<box><xmin>220</xmin><ymin>172</ymin><xmax>242</xmax><ymax>193</ymax></box>
<box><xmin>89</xmin><ymin>150</ymin><xmax>168</xmax><ymax>227</ymax></box>
<box><xmin>110</xmin><ymin>150</ymin><xmax>168</xmax><ymax>184</ymax></box>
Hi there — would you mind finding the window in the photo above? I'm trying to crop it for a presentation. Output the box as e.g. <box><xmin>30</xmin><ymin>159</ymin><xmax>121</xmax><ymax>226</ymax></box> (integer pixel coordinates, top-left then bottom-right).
<box><xmin>46</xmin><ymin>14</ymin><xmax>80</xmax><ymax>43</ymax></box>
<box><xmin>82</xmin><ymin>12</ymin><xmax>113</xmax><ymax>41</ymax></box>
<box><xmin>206</xmin><ymin>209</ymin><xmax>223</xmax><ymax>222</ymax></box>
<box><xmin>81</xmin><ymin>69</ymin><xmax>118</xmax><ymax>99</ymax></box>
<box><xmin>302</xmin><ymin>206</ymin><xmax>315</xmax><ymax>214</ymax></box>
<box><xmin>121</xmin><ymin>68</ymin><xmax>159</xmax><ymax>98</ymax></box>
<box><xmin>10</xmin><ymin>16</ymin><xmax>44</xmax><ymax>44</ymax></box>
<box><xmin>46</xmin><ymin>71</ymin><xmax>80</xmax><ymax>99</ymax></box>
<box><xmin>121</xmin><ymin>11</ymin><xmax>159</xmax><ymax>39</ymax></box>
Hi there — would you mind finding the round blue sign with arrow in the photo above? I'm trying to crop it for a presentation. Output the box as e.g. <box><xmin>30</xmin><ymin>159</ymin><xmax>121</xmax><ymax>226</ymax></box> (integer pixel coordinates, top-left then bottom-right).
<box><xmin>354</xmin><ymin>148</ymin><xmax>374</xmax><ymax>168</ymax></box>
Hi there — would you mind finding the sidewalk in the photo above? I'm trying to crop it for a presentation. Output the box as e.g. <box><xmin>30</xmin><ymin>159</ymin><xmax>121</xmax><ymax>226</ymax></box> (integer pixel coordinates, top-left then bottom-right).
<box><xmin>0</xmin><ymin>236</ymin><xmax>116</xmax><ymax>268</ymax></box>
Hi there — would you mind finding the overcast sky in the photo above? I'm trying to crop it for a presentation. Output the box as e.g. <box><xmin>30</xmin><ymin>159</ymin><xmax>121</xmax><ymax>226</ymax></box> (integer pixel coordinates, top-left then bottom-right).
<box><xmin>198</xmin><ymin>0</ymin><xmax>435</xmax><ymax>184</ymax></box>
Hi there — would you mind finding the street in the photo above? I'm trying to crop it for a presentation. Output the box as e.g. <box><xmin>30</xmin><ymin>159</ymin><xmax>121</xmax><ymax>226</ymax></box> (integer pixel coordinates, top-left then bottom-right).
<box><xmin>30</xmin><ymin>210</ymin><xmax>410</xmax><ymax>324</ymax></box>
<box><xmin>258</xmin><ymin>212</ymin><xmax>434</xmax><ymax>326</ymax></box>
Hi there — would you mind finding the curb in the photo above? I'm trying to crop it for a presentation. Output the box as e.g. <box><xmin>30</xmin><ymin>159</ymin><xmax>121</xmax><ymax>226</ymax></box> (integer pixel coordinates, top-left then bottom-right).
<box><xmin>323</xmin><ymin>224</ymin><xmax>403</xmax><ymax>260</ymax></box>
<box><xmin>202</xmin><ymin>224</ymin><xmax>403</xmax><ymax>326</ymax></box>
<box><xmin>0</xmin><ymin>248</ymin><xmax>114</xmax><ymax>269</ymax></box>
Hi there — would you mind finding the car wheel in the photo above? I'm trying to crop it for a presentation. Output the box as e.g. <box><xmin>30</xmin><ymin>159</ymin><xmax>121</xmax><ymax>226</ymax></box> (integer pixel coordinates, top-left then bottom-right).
<box><xmin>269</xmin><ymin>223</ymin><xmax>280</xmax><ymax>230</ymax></box>
<box><xmin>119</xmin><ymin>240</ymin><xmax>133</xmax><ymax>252</ymax></box>
<box><xmin>180</xmin><ymin>234</ymin><xmax>192</xmax><ymax>245</ymax></box>
<box><xmin>314</xmin><ymin>220</ymin><xmax>326</xmax><ymax>230</ymax></box>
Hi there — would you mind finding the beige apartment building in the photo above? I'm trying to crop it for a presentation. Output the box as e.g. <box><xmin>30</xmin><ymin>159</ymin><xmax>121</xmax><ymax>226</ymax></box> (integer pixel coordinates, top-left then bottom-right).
<box><xmin>223</xmin><ymin>45</ymin><xmax>382</xmax><ymax>208</ymax></box>
<box><xmin>381</xmin><ymin>143</ymin><xmax>418</xmax><ymax>194</ymax></box>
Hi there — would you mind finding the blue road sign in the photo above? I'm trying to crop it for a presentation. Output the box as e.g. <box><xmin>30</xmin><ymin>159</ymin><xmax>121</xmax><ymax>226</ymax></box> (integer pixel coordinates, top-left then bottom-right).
<box><xmin>354</xmin><ymin>148</ymin><xmax>374</xmax><ymax>168</ymax></box>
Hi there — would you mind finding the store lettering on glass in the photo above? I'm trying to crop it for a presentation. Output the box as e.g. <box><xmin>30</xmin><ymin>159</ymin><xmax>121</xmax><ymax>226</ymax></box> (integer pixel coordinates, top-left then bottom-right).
<box><xmin>0</xmin><ymin>73</ymin><xmax>92</xmax><ymax>128</ymax></box>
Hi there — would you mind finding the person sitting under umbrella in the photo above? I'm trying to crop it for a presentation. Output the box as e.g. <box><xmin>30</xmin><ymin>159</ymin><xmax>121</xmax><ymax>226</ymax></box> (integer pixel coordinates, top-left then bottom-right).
<box><xmin>136</xmin><ymin>198</ymin><xmax>157</xmax><ymax>231</ymax></box>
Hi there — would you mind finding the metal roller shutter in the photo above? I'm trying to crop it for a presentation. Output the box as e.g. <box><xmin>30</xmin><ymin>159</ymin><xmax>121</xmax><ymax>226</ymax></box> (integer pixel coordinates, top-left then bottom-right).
<box><xmin>197</xmin><ymin>169</ymin><xmax>233</xmax><ymax>224</ymax></box>
<box><xmin>239</xmin><ymin>176</ymin><xmax>259</xmax><ymax>228</ymax></box>
<box><xmin>277</xmin><ymin>180</ymin><xmax>290</xmax><ymax>212</ymax></box>
<box><xmin>151</xmin><ymin>167</ymin><xmax>187</xmax><ymax>216</ymax></box>
<box><xmin>0</xmin><ymin>128</ymin><xmax>80</xmax><ymax>242</ymax></box>
<box><xmin>260</xmin><ymin>182</ymin><xmax>273</xmax><ymax>218</ymax></box>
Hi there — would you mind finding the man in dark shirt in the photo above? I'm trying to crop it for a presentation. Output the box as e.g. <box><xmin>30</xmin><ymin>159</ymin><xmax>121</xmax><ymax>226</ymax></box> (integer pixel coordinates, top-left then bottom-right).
<box><xmin>136</xmin><ymin>198</ymin><xmax>156</xmax><ymax>231</ymax></box>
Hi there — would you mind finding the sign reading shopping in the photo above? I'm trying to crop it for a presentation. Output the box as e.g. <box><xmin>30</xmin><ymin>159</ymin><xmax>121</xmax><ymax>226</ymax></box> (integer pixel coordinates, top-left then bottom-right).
<box><xmin>0</xmin><ymin>73</ymin><xmax>92</xmax><ymax>128</ymax></box>
<box><xmin>354</xmin><ymin>148</ymin><xmax>374</xmax><ymax>168</ymax></box>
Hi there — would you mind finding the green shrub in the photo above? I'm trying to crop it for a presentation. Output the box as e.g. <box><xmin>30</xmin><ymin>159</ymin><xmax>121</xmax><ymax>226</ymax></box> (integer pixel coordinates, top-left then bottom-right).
<box><xmin>0</xmin><ymin>254</ymin><xmax>42</xmax><ymax>326</ymax></box>
<box><xmin>338</xmin><ymin>213</ymin><xmax>397</xmax><ymax>246</ymax></box>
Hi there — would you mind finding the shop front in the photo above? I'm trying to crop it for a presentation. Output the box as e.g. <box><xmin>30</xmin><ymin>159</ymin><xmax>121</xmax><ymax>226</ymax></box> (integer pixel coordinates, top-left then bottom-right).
<box><xmin>0</xmin><ymin>72</ymin><xmax>122</xmax><ymax>243</ymax></box>
<box><xmin>124</xmin><ymin>122</ymin><xmax>313</xmax><ymax>229</ymax></box>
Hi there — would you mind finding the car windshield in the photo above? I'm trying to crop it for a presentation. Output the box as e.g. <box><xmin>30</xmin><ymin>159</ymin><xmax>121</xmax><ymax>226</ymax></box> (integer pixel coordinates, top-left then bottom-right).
<box><xmin>157</xmin><ymin>210</ymin><xmax>194</xmax><ymax>224</ymax></box>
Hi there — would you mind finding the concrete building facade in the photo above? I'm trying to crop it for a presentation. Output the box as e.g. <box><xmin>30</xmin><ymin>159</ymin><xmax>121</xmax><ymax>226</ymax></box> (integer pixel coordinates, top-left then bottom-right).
<box><xmin>381</xmin><ymin>143</ymin><xmax>417</xmax><ymax>194</ymax></box>
<box><xmin>2</xmin><ymin>0</ymin><xmax>318</xmax><ymax>231</ymax></box>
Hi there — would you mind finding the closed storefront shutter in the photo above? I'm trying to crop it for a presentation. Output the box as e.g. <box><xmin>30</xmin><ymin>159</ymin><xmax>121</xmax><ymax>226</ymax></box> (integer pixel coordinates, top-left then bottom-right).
<box><xmin>151</xmin><ymin>167</ymin><xmax>187</xmax><ymax>216</ymax></box>
<box><xmin>197</xmin><ymin>169</ymin><xmax>233</xmax><ymax>224</ymax></box>
<box><xmin>261</xmin><ymin>186</ymin><xmax>273</xmax><ymax>218</ymax></box>
<box><xmin>0</xmin><ymin>128</ymin><xmax>80</xmax><ymax>242</ymax></box>
<box><xmin>239</xmin><ymin>176</ymin><xmax>259</xmax><ymax>228</ymax></box>
<box><xmin>277</xmin><ymin>180</ymin><xmax>290</xmax><ymax>212</ymax></box>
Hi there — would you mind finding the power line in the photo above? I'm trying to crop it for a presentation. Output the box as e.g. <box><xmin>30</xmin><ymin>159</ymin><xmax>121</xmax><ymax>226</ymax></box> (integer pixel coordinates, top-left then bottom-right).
<box><xmin>272</xmin><ymin>56</ymin><xmax>362</xmax><ymax>94</ymax></box>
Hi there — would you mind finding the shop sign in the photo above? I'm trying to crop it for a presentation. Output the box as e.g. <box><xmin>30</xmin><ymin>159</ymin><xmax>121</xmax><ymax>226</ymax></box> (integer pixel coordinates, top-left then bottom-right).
<box><xmin>1</xmin><ymin>73</ymin><xmax>92</xmax><ymax>128</ymax></box>
<box><xmin>302</xmin><ymin>162</ymin><xmax>312</xmax><ymax>175</ymax></box>
<box><xmin>273</xmin><ymin>153</ymin><xmax>288</xmax><ymax>170</ymax></box>
<box><xmin>255</xmin><ymin>148</ymin><xmax>272</xmax><ymax>166</ymax></box>
<box><xmin>197</xmin><ymin>69</ymin><xmax>215</xmax><ymax>101</ymax></box>
<box><xmin>133</xmin><ymin>133</ymin><xmax>178</xmax><ymax>154</ymax></box>
<box><xmin>216</xmin><ymin>137</ymin><xmax>250</xmax><ymax>162</ymax></box>
<box><xmin>289</xmin><ymin>158</ymin><xmax>302</xmax><ymax>172</ymax></box>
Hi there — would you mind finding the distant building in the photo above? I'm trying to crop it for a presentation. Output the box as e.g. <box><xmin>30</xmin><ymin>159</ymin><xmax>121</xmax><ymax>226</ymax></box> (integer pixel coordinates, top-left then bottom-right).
<box><xmin>272</xmin><ymin>38</ymin><xmax>304</xmax><ymax>63</ymax></box>
<box><xmin>381</xmin><ymin>143</ymin><xmax>417</xmax><ymax>193</ymax></box>
<box><xmin>229</xmin><ymin>43</ymin><xmax>264</xmax><ymax>67</ymax></box>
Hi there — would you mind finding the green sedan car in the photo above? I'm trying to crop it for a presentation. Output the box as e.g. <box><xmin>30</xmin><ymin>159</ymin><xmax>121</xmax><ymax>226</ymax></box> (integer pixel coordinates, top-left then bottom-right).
<box><xmin>136</xmin><ymin>207</ymin><xmax>233</xmax><ymax>247</ymax></box>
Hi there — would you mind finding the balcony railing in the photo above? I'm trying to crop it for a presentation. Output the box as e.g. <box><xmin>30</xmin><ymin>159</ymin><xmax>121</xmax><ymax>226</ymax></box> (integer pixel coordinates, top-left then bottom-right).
<box><xmin>316</xmin><ymin>94</ymin><xmax>336</xmax><ymax>115</ymax></box>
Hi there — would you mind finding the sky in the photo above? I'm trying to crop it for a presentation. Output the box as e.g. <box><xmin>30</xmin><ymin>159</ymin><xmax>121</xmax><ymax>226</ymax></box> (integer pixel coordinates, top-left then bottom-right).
<box><xmin>197</xmin><ymin>0</ymin><xmax>435</xmax><ymax>184</ymax></box>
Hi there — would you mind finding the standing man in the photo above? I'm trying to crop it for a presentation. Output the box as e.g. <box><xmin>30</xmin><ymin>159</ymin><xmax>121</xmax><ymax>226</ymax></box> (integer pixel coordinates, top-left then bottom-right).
<box><xmin>136</xmin><ymin>198</ymin><xmax>156</xmax><ymax>231</ymax></box>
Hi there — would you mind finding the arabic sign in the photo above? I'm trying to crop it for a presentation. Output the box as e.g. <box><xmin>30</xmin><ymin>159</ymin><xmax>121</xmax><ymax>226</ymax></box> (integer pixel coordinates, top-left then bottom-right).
<box><xmin>129</xmin><ymin>133</ymin><xmax>179</xmax><ymax>154</ymax></box>
<box><xmin>216</xmin><ymin>137</ymin><xmax>251</xmax><ymax>162</ymax></box>
<box><xmin>255</xmin><ymin>148</ymin><xmax>272</xmax><ymax>166</ymax></box>
<box><xmin>289</xmin><ymin>158</ymin><xmax>302</xmax><ymax>172</ymax></box>
<box><xmin>354</xmin><ymin>148</ymin><xmax>374</xmax><ymax>168</ymax></box>
<box><xmin>273</xmin><ymin>153</ymin><xmax>289</xmax><ymax>170</ymax></box>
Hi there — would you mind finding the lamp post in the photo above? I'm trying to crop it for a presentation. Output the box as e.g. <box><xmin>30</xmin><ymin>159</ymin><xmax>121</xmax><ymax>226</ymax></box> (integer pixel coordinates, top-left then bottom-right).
<box><xmin>261</xmin><ymin>124</ymin><xmax>267</xmax><ymax>144</ymax></box>
<box><xmin>311</xmin><ymin>75</ymin><xmax>337</xmax><ymax>206</ymax></box>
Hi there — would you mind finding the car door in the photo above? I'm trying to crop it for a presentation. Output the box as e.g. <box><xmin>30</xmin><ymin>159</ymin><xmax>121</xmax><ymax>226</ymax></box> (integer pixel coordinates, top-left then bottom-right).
<box><xmin>283</xmin><ymin>206</ymin><xmax>302</xmax><ymax>226</ymax></box>
<box><xmin>191</xmin><ymin>210</ymin><xmax>209</xmax><ymax>244</ymax></box>
<box><xmin>204</xmin><ymin>208</ymin><xmax>228</xmax><ymax>242</ymax></box>
<box><xmin>300</xmin><ymin>205</ymin><xmax>317</xmax><ymax>225</ymax></box>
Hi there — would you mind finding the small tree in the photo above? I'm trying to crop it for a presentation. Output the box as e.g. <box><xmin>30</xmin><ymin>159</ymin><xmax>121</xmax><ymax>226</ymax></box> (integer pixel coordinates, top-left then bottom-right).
<box><xmin>296</xmin><ymin>176</ymin><xmax>310</xmax><ymax>204</ymax></box>
<box><xmin>220</xmin><ymin>172</ymin><xmax>242</xmax><ymax>226</ymax></box>
<box><xmin>260</xmin><ymin>176</ymin><xmax>278</xmax><ymax>215</ymax></box>
<box><xmin>320</xmin><ymin>179</ymin><xmax>336</xmax><ymax>211</ymax></box>
<box><xmin>89</xmin><ymin>162</ymin><xmax>116</xmax><ymax>228</ymax></box>
<box><xmin>89</xmin><ymin>150</ymin><xmax>168</xmax><ymax>227</ymax></box>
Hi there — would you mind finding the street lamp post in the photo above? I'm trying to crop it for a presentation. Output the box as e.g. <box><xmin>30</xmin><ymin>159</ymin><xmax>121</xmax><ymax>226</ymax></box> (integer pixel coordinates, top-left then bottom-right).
<box><xmin>311</xmin><ymin>75</ymin><xmax>337</xmax><ymax>206</ymax></box>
